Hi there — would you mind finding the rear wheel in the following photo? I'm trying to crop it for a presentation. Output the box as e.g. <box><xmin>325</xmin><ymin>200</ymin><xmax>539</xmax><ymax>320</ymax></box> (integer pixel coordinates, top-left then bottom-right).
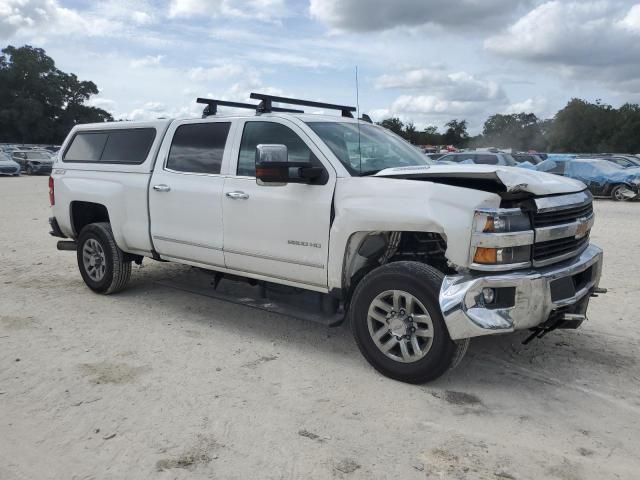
<box><xmin>77</xmin><ymin>222</ymin><xmax>131</xmax><ymax>294</ymax></box>
<box><xmin>349</xmin><ymin>261</ymin><xmax>469</xmax><ymax>384</ymax></box>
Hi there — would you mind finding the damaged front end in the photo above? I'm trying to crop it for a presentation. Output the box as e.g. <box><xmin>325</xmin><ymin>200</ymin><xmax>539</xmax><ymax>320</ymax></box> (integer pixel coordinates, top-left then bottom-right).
<box><xmin>439</xmin><ymin>190</ymin><xmax>604</xmax><ymax>340</ymax></box>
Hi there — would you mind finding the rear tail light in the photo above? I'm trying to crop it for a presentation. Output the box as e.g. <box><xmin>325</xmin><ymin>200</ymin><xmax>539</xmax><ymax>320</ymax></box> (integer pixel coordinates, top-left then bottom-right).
<box><xmin>49</xmin><ymin>176</ymin><xmax>55</xmax><ymax>206</ymax></box>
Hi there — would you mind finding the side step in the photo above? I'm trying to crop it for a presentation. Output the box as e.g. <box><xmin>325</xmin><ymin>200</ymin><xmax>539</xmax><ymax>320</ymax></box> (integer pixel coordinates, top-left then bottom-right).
<box><xmin>155</xmin><ymin>268</ymin><xmax>344</xmax><ymax>328</ymax></box>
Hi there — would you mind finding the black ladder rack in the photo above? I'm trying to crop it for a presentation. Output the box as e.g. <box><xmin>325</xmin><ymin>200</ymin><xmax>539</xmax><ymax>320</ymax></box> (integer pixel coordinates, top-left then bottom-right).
<box><xmin>196</xmin><ymin>98</ymin><xmax>303</xmax><ymax>117</ymax></box>
<box><xmin>250</xmin><ymin>93</ymin><xmax>356</xmax><ymax>118</ymax></box>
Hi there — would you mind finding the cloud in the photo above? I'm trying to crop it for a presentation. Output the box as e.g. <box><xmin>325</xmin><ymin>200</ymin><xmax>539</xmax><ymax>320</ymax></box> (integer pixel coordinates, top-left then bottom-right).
<box><xmin>249</xmin><ymin>51</ymin><xmax>331</xmax><ymax>68</ymax></box>
<box><xmin>187</xmin><ymin>64</ymin><xmax>245</xmax><ymax>82</ymax></box>
<box><xmin>168</xmin><ymin>0</ymin><xmax>287</xmax><ymax>21</ymax></box>
<box><xmin>484</xmin><ymin>1</ymin><xmax>640</xmax><ymax>92</ymax></box>
<box><xmin>130</xmin><ymin>55</ymin><xmax>164</xmax><ymax>68</ymax></box>
<box><xmin>375</xmin><ymin>69</ymin><xmax>506</xmax><ymax>103</ymax></box>
<box><xmin>309</xmin><ymin>0</ymin><xmax>533</xmax><ymax>32</ymax></box>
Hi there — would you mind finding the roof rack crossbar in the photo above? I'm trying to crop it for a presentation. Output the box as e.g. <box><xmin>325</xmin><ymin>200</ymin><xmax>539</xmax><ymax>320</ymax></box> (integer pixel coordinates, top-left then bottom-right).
<box><xmin>196</xmin><ymin>98</ymin><xmax>303</xmax><ymax>117</ymax></box>
<box><xmin>250</xmin><ymin>93</ymin><xmax>356</xmax><ymax>118</ymax></box>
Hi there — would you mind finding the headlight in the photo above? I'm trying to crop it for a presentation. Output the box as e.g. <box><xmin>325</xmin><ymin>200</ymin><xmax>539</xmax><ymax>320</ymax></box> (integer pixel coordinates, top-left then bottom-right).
<box><xmin>470</xmin><ymin>209</ymin><xmax>533</xmax><ymax>270</ymax></box>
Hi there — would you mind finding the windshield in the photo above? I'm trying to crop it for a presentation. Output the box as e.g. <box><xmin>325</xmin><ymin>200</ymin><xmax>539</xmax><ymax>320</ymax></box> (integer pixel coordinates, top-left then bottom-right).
<box><xmin>306</xmin><ymin>122</ymin><xmax>431</xmax><ymax>176</ymax></box>
<box><xmin>26</xmin><ymin>152</ymin><xmax>50</xmax><ymax>160</ymax></box>
<box><xmin>582</xmin><ymin>161</ymin><xmax>624</xmax><ymax>173</ymax></box>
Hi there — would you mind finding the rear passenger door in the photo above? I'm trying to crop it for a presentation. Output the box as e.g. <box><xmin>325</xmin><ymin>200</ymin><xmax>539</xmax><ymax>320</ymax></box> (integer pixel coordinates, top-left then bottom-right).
<box><xmin>149</xmin><ymin>120</ymin><xmax>232</xmax><ymax>268</ymax></box>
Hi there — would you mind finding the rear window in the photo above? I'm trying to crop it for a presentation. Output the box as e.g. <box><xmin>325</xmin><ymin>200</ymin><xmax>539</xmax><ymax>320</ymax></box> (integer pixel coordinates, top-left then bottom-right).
<box><xmin>63</xmin><ymin>128</ymin><xmax>156</xmax><ymax>164</ymax></box>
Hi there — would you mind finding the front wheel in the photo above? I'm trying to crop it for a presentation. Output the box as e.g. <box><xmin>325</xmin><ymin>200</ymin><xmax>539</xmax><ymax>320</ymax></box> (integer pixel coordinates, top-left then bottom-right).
<box><xmin>611</xmin><ymin>184</ymin><xmax>632</xmax><ymax>202</ymax></box>
<box><xmin>349</xmin><ymin>261</ymin><xmax>469</xmax><ymax>384</ymax></box>
<box><xmin>77</xmin><ymin>222</ymin><xmax>131</xmax><ymax>294</ymax></box>
<box><xmin>25</xmin><ymin>164</ymin><xmax>33</xmax><ymax>175</ymax></box>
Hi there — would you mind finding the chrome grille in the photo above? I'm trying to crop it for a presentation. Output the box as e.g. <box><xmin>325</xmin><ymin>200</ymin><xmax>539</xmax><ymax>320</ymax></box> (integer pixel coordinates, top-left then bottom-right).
<box><xmin>534</xmin><ymin>235</ymin><xmax>590</xmax><ymax>264</ymax></box>
<box><xmin>533</xmin><ymin>202</ymin><xmax>593</xmax><ymax>228</ymax></box>
<box><xmin>532</xmin><ymin>191</ymin><xmax>593</xmax><ymax>267</ymax></box>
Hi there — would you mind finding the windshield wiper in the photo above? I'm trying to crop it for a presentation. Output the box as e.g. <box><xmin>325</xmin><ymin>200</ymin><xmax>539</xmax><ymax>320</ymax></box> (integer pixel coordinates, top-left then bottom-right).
<box><xmin>359</xmin><ymin>169</ymin><xmax>382</xmax><ymax>176</ymax></box>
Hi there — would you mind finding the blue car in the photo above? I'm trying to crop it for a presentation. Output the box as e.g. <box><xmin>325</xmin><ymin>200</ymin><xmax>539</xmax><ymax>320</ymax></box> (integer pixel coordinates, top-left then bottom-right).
<box><xmin>537</xmin><ymin>158</ymin><xmax>640</xmax><ymax>201</ymax></box>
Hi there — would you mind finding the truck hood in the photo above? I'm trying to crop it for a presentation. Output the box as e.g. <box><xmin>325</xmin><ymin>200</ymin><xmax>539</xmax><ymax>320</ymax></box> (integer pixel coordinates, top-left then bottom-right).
<box><xmin>374</xmin><ymin>164</ymin><xmax>586</xmax><ymax>196</ymax></box>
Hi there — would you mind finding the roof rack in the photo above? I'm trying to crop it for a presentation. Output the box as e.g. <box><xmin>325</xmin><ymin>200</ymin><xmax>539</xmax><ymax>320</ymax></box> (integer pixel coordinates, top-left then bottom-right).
<box><xmin>196</xmin><ymin>98</ymin><xmax>303</xmax><ymax>117</ymax></box>
<box><xmin>250</xmin><ymin>92</ymin><xmax>356</xmax><ymax>118</ymax></box>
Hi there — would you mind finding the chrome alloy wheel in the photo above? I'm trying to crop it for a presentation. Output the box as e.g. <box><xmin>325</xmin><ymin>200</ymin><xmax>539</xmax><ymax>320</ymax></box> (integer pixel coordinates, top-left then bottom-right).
<box><xmin>82</xmin><ymin>238</ymin><xmax>107</xmax><ymax>282</ymax></box>
<box><xmin>367</xmin><ymin>290</ymin><xmax>434</xmax><ymax>363</ymax></box>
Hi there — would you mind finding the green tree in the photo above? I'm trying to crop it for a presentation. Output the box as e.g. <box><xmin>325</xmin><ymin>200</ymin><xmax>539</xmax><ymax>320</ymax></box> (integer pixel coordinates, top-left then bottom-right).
<box><xmin>0</xmin><ymin>45</ymin><xmax>113</xmax><ymax>144</ymax></box>
<box><xmin>482</xmin><ymin>113</ymin><xmax>547</xmax><ymax>151</ymax></box>
<box><xmin>443</xmin><ymin>119</ymin><xmax>469</xmax><ymax>147</ymax></box>
<box><xmin>377</xmin><ymin>117</ymin><xmax>405</xmax><ymax>136</ymax></box>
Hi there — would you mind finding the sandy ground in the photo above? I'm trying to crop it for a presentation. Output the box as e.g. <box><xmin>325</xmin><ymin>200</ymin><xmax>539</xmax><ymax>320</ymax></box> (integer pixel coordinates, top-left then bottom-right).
<box><xmin>1</xmin><ymin>176</ymin><xmax>639</xmax><ymax>480</ymax></box>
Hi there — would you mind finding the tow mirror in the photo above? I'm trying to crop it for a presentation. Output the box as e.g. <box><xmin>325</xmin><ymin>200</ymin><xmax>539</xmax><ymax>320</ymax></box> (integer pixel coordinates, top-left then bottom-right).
<box><xmin>255</xmin><ymin>144</ymin><xmax>324</xmax><ymax>185</ymax></box>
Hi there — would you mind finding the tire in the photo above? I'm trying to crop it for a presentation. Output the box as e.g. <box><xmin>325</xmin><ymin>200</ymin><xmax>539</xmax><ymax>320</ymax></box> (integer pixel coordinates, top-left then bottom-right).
<box><xmin>349</xmin><ymin>261</ymin><xmax>469</xmax><ymax>384</ymax></box>
<box><xmin>611</xmin><ymin>184</ymin><xmax>631</xmax><ymax>202</ymax></box>
<box><xmin>25</xmin><ymin>164</ymin><xmax>33</xmax><ymax>175</ymax></box>
<box><xmin>77</xmin><ymin>222</ymin><xmax>131</xmax><ymax>294</ymax></box>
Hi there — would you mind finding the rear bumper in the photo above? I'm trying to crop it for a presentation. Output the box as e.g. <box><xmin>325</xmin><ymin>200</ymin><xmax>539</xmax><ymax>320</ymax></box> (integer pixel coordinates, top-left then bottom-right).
<box><xmin>440</xmin><ymin>244</ymin><xmax>603</xmax><ymax>340</ymax></box>
<box><xmin>49</xmin><ymin>217</ymin><xmax>66</xmax><ymax>238</ymax></box>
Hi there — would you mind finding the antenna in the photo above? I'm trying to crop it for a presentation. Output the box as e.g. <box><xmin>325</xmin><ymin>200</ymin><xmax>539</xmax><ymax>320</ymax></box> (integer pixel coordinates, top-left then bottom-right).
<box><xmin>355</xmin><ymin>65</ymin><xmax>362</xmax><ymax>176</ymax></box>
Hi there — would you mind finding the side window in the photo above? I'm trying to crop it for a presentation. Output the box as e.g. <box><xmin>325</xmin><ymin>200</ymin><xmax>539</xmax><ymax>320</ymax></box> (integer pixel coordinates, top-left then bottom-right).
<box><xmin>63</xmin><ymin>133</ymin><xmax>108</xmax><ymax>162</ymax></box>
<box><xmin>63</xmin><ymin>129</ymin><xmax>155</xmax><ymax>164</ymax></box>
<box><xmin>549</xmin><ymin>162</ymin><xmax>566</xmax><ymax>174</ymax></box>
<box><xmin>167</xmin><ymin>122</ymin><xmax>231</xmax><ymax>175</ymax></box>
<box><xmin>475</xmin><ymin>154</ymin><xmax>499</xmax><ymax>165</ymax></box>
<box><xmin>101</xmin><ymin>129</ymin><xmax>156</xmax><ymax>164</ymax></box>
<box><xmin>237</xmin><ymin>121</ymin><xmax>318</xmax><ymax>177</ymax></box>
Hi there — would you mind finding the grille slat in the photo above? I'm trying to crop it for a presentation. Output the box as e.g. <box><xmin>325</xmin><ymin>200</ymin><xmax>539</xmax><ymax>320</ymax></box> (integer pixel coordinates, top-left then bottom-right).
<box><xmin>532</xmin><ymin>195</ymin><xmax>593</xmax><ymax>265</ymax></box>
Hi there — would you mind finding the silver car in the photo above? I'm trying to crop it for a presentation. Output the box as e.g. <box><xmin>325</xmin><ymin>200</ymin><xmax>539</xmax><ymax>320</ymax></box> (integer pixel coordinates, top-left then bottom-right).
<box><xmin>0</xmin><ymin>152</ymin><xmax>21</xmax><ymax>176</ymax></box>
<box><xmin>12</xmin><ymin>150</ymin><xmax>53</xmax><ymax>175</ymax></box>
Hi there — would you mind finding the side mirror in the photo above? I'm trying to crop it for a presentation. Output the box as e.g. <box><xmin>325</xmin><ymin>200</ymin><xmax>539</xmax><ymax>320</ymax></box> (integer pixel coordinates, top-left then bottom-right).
<box><xmin>255</xmin><ymin>144</ymin><xmax>324</xmax><ymax>185</ymax></box>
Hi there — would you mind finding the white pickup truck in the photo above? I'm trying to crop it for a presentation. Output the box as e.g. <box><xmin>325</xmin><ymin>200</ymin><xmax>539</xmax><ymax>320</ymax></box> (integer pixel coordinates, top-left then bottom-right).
<box><xmin>48</xmin><ymin>93</ymin><xmax>604</xmax><ymax>383</ymax></box>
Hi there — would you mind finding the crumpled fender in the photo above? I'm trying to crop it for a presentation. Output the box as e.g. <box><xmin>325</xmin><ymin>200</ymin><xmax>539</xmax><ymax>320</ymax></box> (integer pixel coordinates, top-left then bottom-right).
<box><xmin>328</xmin><ymin>177</ymin><xmax>501</xmax><ymax>290</ymax></box>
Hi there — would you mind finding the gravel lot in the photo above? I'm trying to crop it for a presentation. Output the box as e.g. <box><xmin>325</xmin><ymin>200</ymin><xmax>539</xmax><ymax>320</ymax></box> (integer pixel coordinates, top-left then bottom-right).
<box><xmin>1</xmin><ymin>176</ymin><xmax>639</xmax><ymax>480</ymax></box>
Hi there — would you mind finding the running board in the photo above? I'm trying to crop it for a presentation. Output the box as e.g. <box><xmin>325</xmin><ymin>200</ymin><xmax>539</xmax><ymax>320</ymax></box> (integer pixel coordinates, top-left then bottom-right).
<box><xmin>155</xmin><ymin>268</ymin><xmax>344</xmax><ymax>327</ymax></box>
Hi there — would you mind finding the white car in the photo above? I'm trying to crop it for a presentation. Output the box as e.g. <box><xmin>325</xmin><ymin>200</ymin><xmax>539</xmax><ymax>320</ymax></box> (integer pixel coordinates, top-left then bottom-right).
<box><xmin>48</xmin><ymin>93</ymin><xmax>604</xmax><ymax>383</ymax></box>
<box><xmin>0</xmin><ymin>152</ymin><xmax>21</xmax><ymax>176</ymax></box>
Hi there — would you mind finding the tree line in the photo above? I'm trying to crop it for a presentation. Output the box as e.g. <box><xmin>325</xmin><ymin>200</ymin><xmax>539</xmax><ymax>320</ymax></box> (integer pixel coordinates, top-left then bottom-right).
<box><xmin>379</xmin><ymin>99</ymin><xmax>640</xmax><ymax>154</ymax></box>
<box><xmin>0</xmin><ymin>45</ymin><xmax>112</xmax><ymax>144</ymax></box>
<box><xmin>2</xmin><ymin>44</ymin><xmax>640</xmax><ymax>153</ymax></box>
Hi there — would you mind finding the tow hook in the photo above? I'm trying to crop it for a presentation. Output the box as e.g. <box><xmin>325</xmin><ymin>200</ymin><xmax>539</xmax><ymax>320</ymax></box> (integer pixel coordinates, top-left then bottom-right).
<box><xmin>522</xmin><ymin>313</ymin><xmax>587</xmax><ymax>345</ymax></box>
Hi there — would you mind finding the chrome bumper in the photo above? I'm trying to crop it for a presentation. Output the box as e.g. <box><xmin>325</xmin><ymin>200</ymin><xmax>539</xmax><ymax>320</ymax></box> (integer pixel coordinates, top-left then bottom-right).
<box><xmin>440</xmin><ymin>244</ymin><xmax>603</xmax><ymax>340</ymax></box>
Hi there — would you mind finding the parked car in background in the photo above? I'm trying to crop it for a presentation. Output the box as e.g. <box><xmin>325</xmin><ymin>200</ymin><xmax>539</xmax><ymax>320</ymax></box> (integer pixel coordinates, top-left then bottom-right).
<box><xmin>577</xmin><ymin>155</ymin><xmax>640</xmax><ymax>169</ymax></box>
<box><xmin>0</xmin><ymin>152</ymin><xmax>21</xmax><ymax>176</ymax></box>
<box><xmin>11</xmin><ymin>150</ymin><xmax>54</xmax><ymax>175</ymax></box>
<box><xmin>538</xmin><ymin>158</ymin><xmax>640</xmax><ymax>201</ymax></box>
<box><xmin>513</xmin><ymin>153</ymin><xmax>544</xmax><ymax>165</ymax></box>
<box><xmin>437</xmin><ymin>151</ymin><xmax>518</xmax><ymax>166</ymax></box>
<box><xmin>425</xmin><ymin>153</ymin><xmax>445</xmax><ymax>161</ymax></box>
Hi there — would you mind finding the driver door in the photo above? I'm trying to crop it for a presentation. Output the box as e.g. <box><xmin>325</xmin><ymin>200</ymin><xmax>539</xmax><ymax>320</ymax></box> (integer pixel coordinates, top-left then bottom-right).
<box><xmin>222</xmin><ymin>119</ymin><xmax>335</xmax><ymax>289</ymax></box>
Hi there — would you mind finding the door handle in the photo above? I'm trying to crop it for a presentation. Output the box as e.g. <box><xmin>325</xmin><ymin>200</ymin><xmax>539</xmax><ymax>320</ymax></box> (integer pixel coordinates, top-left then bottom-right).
<box><xmin>153</xmin><ymin>184</ymin><xmax>171</xmax><ymax>192</ymax></box>
<box><xmin>226</xmin><ymin>191</ymin><xmax>249</xmax><ymax>200</ymax></box>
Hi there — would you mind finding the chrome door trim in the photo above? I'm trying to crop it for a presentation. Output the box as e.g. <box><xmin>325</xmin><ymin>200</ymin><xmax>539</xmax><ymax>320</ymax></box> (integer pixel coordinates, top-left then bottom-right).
<box><xmin>225</xmin><ymin>248</ymin><xmax>325</xmax><ymax>269</ymax></box>
<box><xmin>153</xmin><ymin>235</ymin><xmax>222</xmax><ymax>251</ymax></box>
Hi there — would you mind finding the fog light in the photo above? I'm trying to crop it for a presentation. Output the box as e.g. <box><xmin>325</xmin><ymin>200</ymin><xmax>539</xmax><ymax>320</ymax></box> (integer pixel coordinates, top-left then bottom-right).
<box><xmin>482</xmin><ymin>287</ymin><xmax>495</xmax><ymax>304</ymax></box>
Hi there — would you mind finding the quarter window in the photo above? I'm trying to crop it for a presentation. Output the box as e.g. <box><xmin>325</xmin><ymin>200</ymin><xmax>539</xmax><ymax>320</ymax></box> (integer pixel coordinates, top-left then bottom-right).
<box><xmin>237</xmin><ymin>121</ymin><xmax>318</xmax><ymax>177</ymax></box>
<box><xmin>166</xmin><ymin>122</ymin><xmax>231</xmax><ymax>175</ymax></box>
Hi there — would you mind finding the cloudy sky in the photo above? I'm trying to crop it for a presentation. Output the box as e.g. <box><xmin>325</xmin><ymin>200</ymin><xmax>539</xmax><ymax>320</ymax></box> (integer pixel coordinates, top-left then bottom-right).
<box><xmin>2</xmin><ymin>0</ymin><xmax>640</xmax><ymax>132</ymax></box>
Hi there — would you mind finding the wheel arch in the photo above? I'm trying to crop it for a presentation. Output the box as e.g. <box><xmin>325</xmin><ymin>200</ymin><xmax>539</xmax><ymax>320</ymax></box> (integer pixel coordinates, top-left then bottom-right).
<box><xmin>338</xmin><ymin>231</ymin><xmax>452</xmax><ymax>306</ymax></box>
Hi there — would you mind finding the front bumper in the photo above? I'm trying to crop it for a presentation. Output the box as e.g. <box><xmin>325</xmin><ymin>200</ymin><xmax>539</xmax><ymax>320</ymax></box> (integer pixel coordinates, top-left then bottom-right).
<box><xmin>440</xmin><ymin>244</ymin><xmax>603</xmax><ymax>340</ymax></box>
